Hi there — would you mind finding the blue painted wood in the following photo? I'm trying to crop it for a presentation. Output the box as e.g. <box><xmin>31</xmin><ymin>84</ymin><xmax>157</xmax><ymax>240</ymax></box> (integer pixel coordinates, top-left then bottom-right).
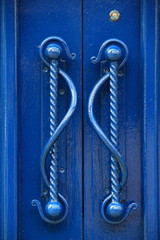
<box><xmin>17</xmin><ymin>0</ymin><xmax>82</xmax><ymax>239</ymax></box>
<box><xmin>0</xmin><ymin>0</ymin><xmax>160</xmax><ymax>239</ymax></box>
<box><xmin>141</xmin><ymin>0</ymin><xmax>159</xmax><ymax>239</ymax></box>
<box><xmin>0</xmin><ymin>0</ymin><xmax>18</xmax><ymax>239</ymax></box>
<box><xmin>83</xmin><ymin>0</ymin><xmax>142</xmax><ymax>239</ymax></box>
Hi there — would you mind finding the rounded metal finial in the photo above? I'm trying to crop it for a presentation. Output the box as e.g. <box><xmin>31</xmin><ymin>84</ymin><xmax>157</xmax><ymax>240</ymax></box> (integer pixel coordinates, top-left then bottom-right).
<box><xmin>106</xmin><ymin>202</ymin><xmax>124</xmax><ymax>220</ymax></box>
<box><xmin>45</xmin><ymin>44</ymin><xmax>62</xmax><ymax>59</ymax></box>
<box><xmin>39</xmin><ymin>36</ymin><xmax>76</xmax><ymax>67</ymax></box>
<box><xmin>45</xmin><ymin>201</ymin><xmax>63</xmax><ymax>219</ymax></box>
<box><xmin>105</xmin><ymin>45</ymin><xmax>122</xmax><ymax>61</ymax></box>
<box><xmin>91</xmin><ymin>39</ymin><xmax>128</xmax><ymax>69</ymax></box>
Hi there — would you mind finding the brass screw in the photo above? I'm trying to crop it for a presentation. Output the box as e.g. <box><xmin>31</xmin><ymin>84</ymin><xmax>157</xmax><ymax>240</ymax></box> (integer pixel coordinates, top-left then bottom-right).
<box><xmin>109</xmin><ymin>10</ymin><xmax>120</xmax><ymax>22</ymax></box>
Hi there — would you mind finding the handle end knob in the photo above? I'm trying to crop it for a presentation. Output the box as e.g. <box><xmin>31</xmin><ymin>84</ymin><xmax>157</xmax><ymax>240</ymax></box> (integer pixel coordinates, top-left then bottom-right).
<box><xmin>105</xmin><ymin>45</ymin><xmax>122</xmax><ymax>61</ymax></box>
<box><xmin>106</xmin><ymin>202</ymin><xmax>124</xmax><ymax>220</ymax></box>
<box><xmin>45</xmin><ymin>201</ymin><xmax>63</xmax><ymax>219</ymax></box>
<box><xmin>45</xmin><ymin>44</ymin><xmax>62</xmax><ymax>59</ymax></box>
<box><xmin>101</xmin><ymin>194</ymin><xmax>137</xmax><ymax>224</ymax></box>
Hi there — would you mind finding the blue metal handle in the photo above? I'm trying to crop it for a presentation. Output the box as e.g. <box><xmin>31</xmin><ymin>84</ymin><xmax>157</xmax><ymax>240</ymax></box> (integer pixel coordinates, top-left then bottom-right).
<box><xmin>32</xmin><ymin>37</ymin><xmax>77</xmax><ymax>224</ymax></box>
<box><xmin>89</xmin><ymin>39</ymin><xmax>137</xmax><ymax>224</ymax></box>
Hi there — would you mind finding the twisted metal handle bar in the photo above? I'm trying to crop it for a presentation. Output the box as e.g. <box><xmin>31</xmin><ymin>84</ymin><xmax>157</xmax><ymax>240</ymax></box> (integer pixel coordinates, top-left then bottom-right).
<box><xmin>89</xmin><ymin>39</ymin><xmax>137</xmax><ymax>224</ymax></box>
<box><xmin>32</xmin><ymin>37</ymin><xmax>77</xmax><ymax>224</ymax></box>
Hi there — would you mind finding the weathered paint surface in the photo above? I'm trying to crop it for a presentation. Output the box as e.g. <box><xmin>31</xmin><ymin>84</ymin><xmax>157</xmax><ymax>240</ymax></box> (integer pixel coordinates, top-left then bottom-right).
<box><xmin>0</xmin><ymin>0</ymin><xmax>159</xmax><ymax>239</ymax></box>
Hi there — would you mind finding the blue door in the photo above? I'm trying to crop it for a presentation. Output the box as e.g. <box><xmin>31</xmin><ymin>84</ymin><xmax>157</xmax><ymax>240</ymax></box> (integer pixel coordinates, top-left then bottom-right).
<box><xmin>0</xmin><ymin>0</ymin><xmax>159</xmax><ymax>239</ymax></box>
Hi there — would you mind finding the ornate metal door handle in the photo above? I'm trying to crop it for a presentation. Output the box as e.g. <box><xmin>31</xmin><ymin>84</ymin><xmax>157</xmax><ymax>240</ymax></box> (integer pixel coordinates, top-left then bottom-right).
<box><xmin>88</xmin><ymin>39</ymin><xmax>137</xmax><ymax>224</ymax></box>
<box><xmin>32</xmin><ymin>37</ymin><xmax>77</xmax><ymax>224</ymax></box>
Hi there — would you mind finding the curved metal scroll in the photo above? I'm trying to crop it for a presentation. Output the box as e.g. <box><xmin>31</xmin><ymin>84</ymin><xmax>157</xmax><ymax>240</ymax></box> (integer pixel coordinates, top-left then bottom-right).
<box><xmin>32</xmin><ymin>37</ymin><xmax>77</xmax><ymax>224</ymax></box>
<box><xmin>88</xmin><ymin>39</ymin><xmax>137</xmax><ymax>224</ymax></box>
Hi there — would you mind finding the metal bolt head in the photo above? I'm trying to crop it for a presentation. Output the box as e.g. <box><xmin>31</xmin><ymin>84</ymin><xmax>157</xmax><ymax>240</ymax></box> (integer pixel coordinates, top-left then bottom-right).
<box><xmin>109</xmin><ymin>10</ymin><xmax>120</xmax><ymax>22</ymax></box>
